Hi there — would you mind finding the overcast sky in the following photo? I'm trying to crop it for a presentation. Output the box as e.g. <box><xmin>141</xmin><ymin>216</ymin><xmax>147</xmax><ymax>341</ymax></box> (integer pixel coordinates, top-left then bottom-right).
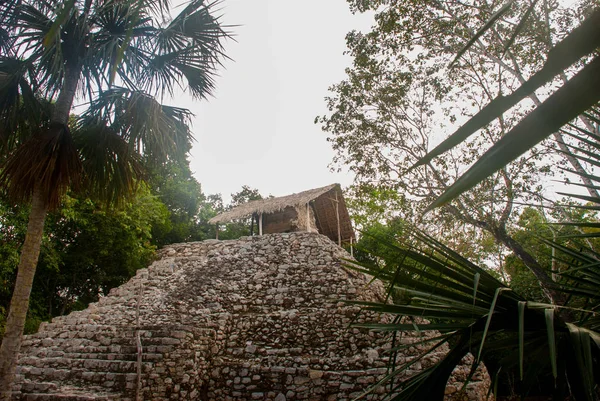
<box><xmin>180</xmin><ymin>1</ymin><xmax>374</xmax><ymax>201</ymax></box>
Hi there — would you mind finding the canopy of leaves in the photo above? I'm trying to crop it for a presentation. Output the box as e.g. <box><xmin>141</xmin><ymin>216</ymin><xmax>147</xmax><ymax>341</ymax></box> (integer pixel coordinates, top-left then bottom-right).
<box><xmin>0</xmin><ymin>187</ymin><xmax>169</xmax><ymax>337</ymax></box>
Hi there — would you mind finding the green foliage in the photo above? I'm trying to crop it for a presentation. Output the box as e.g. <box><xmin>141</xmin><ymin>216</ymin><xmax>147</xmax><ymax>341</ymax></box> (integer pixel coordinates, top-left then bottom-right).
<box><xmin>350</xmin><ymin>228</ymin><xmax>600</xmax><ymax>400</ymax></box>
<box><xmin>501</xmin><ymin>207</ymin><xmax>600</xmax><ymax>302</ymax></box>
<box><xmin>0</xmin><ymin>188</ymin><xmax>169</xmax><ymax>337</ymax></box>
<box><xmin>217</xmin><ymin>186</ymin><xmax>265</xmax><ymax>240</ymax></box>
<box><xmin>148</xmin><ymin>160</ymin><xmax>206</xmax><ymax>246</ymax></box>
<box><xmin>354</xmin><ymin>218</ymin><xmax>406</xmax><ymax>268</ymax></box>
<box><xmin>230</xmin><ymin>185</ymin><xmax>264</xmax><ymax>207</ymax></box>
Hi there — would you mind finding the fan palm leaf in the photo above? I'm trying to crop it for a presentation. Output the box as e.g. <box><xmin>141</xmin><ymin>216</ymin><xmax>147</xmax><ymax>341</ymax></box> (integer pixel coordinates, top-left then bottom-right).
<box><xmin>350</xmin><ymin>229</ymin><xmax>599</xmax><ymax>400</ymax></box>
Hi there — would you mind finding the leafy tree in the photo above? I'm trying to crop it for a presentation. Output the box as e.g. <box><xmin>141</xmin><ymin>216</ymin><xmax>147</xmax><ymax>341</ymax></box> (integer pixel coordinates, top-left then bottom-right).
<box><xmin>230</xmin><ymin>185</ymin><xmax>263</xmax><ymax>207</ymax></box>
<box><xmin>353</xmin><ymin>218</ymin><xmax>407</xmax><ymax>269</ymax></box>
<box><xmin>148</xmin><ymin>160</ymin><xmax>206</xmax><ymax>246</ymax></box>
<box><xmin>41</xmin><ymin>189</ymin><xmax>169</xmax><ymax>316</ymax></box>
<box><xmin>0</xmin><ymin>188</ymin><xmax>169</xmax><ymax>338</ymax></box>
<box><xmin>504</xmin><ymin>206</ymin><xmax>600</xmax><ymax>303</ymax></box>
<box><xmin>217</xmin><ymin>186</ymin><xmax>264</xmax><ymax>240</ymax></box>
<box><xmin>343</xmin><ymin>2</ymin><xmax>600</xmax><ymax>400</ymax></box>
<box><xmin>0</xmin><ymin>0</ymin><xmax>228</xmax><ymax>394</ymax></box>
<box><xmin>318</xmin><ymin>0</ymin><xmax>598</xmax><ymax>305</ymax></box>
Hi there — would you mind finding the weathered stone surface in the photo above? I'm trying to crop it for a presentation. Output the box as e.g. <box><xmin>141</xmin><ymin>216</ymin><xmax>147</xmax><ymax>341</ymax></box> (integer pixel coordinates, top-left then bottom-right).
<box><xmin>12</xmin><ymin>232</ymin><xmax>491</xmax><ymax>400</ymax></box>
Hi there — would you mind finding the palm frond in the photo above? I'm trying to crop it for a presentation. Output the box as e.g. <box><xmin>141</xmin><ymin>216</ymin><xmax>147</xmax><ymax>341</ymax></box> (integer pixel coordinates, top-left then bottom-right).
<box><xmin>0</xmin><ymin>123</ymin><xmax>81</xmax><ymax>208</ymax></box>
<box><xmin>73</xmin><ymin>116</ymin><xmax>144</xmax><ymax>205</ymax></box>
<box><xmin>450</xmin><ymin>0</ymin><xmax>515</xmax><ymax>67</ymax></box>
<box><xmin>351</xmin><ymin>228</ymin><xmax>599</xmax><ymax>400</ymax></box>
<box><xmin>137</xmin><ymin>0</ymin><xmax>228</xmax><ymax>99</ymax></box>
<box><xmin>412</xmin><ymin>8</ymin><xmax>600</xmax><ymax>174</ymax></box>
<box><xmin>427</xmin><ymin>55</ymin><xmax>600</xmax><ymax>210</ymax></box>
<box><xmin>83</xmin><ymin>87</ymin><xmax>193</xmax><ymax>164</ymax></box>
<box><xmin>0</xmin><ymin>57</ymin><xmax>47</xmax><ymax>149</ymax></box>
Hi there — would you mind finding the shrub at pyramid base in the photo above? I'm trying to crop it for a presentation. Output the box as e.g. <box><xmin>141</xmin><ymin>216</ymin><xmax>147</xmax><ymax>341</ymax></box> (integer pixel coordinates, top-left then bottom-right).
<box><xmin>12</xmin><ymin>232</ymin><xmax>491</xmax><ymax>400</ymax></box>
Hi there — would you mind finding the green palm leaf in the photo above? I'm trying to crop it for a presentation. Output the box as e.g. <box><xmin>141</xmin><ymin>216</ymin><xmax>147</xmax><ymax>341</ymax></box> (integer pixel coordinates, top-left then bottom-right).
<box><xmin>427</xmin><ymin>56</ymin><xmax>600</xmax><ymax>210</ymax></box>
<box><xmin>350</xmin><ymin>227</ymin><xmax>599</xmax><ymax>399</ymax></box>
<box><xmin>412</xmin><ymin>9</ymin><xmax>600</xmax><ymax>174</ymax></box>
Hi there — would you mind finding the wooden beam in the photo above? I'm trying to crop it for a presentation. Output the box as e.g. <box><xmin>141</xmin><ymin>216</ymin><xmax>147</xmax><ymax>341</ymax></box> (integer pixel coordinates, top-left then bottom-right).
<box><xmin>250</xmin><ymin>213</ymin><xmax>255</xmax><ymax>236</ymax></box>
<box><xmin>215</xmin><ymin>224</ymin><xmax>219</xmax><ymax>240</ymax></box>
<box><xmin>259</xmin><ymin>213</ymin><xmax>263</xmax><ymax>236</ymax></box>
<box><xmin>350</xmin><ymin>236</ymin><xmax>354</xmax><ymax>258</ymax></box>
<box><xmin>335</xmin><ymin>191</ymin><xmax>341</xmax><ymax>246</ymax></box>
<box><xmin>306</xmin><ymin>202</ymin><xmax>310</xmax><ymax>232</ymax></box>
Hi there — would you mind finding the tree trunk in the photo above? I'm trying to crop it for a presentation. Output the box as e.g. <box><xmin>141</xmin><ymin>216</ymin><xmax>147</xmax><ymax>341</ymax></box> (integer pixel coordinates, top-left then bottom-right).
<box><xmin>491</xmin><ymin>225</ymin><xmax>568</xmax><ymax>308</ymax></box>
<box><xmin>553</xmin><ymin>132</ymin><xmax>600</xmax><ymax>199</ymax></box>
<box><xmin>0</xmin><ymin>188</ymin><xmax>48</xmax><ymax>400</ymax></box>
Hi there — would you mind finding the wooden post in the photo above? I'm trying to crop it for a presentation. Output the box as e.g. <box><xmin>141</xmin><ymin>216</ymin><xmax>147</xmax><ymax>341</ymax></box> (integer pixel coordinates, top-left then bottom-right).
<box><xmin>250</xmin><ymin>214</ymin><xmax>255</xmax><ymax>236</ymax></box>
<box><xmin>306</xmin><ymin>202</ymin><xmax>310</xmax><ymax>232</ymax></box>
<box><xmin>335</xmin><ymin>191</ymin><xmax>341</xmax><ymax>246</ymax></box>
<box><xmin>135</xmin><ymin>280</ymin><xmax>143</xmax><ymax>401</ymax></box>
<box><xmin>259</xmin><ymin>213</ymin><xmax>263</xmax><ymax>236</ymax></box>
<box><xmin>350</xmin><ymin>236</ymin><xmax>354</xmax><ymax>258</ymax></box>
<box><xmin>215</xmin><ymin>224</ymin><xmax>219</xmax><ymax>240</ymax></box>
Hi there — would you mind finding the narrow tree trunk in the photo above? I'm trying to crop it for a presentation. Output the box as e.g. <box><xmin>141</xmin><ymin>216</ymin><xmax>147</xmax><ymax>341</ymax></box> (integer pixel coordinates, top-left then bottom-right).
<box><xmin>0</xmin><ymin>188</ymin><xmax>48</xmax><ymax>400</ymax></box>
<box><xmin>553</xmin><ymin>132</ymin><xmax>600</xmax><ymax>199</ymax></box>
<box><xmin>491</xmin><ymin>225</ymin><xmax>567</xmax><ymax>308</ymax></box>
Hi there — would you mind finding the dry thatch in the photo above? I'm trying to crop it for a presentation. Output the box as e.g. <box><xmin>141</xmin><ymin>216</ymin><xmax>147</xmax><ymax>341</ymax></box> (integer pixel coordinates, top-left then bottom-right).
<box><xmin>209</xmin><ymin>184</ymin><xmax>355</xmax><ymax>244</ymax></box>
<box><xmin>209</xmin><ymin>184</ymin><xmax>337</xmax><ymax>224</ymax></box>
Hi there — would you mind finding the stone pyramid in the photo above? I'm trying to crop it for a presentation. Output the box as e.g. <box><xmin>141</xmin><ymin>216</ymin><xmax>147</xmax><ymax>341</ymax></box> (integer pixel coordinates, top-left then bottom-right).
<box><xmin>12</xmin><ymin>232</ymin><xmax>490</xmax><ymax>400</ymax></box>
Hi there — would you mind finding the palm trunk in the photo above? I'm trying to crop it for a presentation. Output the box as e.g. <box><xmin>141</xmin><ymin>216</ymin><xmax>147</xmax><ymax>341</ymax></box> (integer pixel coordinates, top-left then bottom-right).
<box><xmin>0</xmin><ymin>64</ymin><xmax>79</xmax><ymax>400</ymax></box>
<box><xmin>0</xmin><ymin>188</ymin><xmax>48</xmax><ymax>400</ymax></box>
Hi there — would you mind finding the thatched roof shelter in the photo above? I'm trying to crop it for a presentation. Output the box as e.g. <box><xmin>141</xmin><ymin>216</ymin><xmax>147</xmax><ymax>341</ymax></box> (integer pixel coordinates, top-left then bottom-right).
<box><xmin>209</xmin><ymin>184</ymin><xmax>355</xmax><ymax>245</ymax></box>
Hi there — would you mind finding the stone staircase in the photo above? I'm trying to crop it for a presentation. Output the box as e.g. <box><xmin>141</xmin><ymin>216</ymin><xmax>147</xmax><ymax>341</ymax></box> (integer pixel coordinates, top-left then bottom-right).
<box><xmin>14</xmin><ymin>322</ymin><xmax>212</xmax><ymax>400</ymax></box>
<box><xmin>13</xmin><ymin>244</ymin><xmax>219</xmax><ymax>400</ymax></box>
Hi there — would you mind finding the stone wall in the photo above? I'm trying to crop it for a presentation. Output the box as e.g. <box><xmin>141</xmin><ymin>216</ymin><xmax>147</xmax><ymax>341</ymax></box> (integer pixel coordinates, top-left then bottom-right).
<box><xmin>12</xmin><ymin>232</ymin><xmax>491</xmax><ymax>400</ymax></box>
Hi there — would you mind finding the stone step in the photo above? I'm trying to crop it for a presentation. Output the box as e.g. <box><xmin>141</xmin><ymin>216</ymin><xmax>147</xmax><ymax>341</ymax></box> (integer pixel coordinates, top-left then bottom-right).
<box><xmin>32</xmin><ymin>324</ymin><xmax>198</xmax><ymax>336</ymax></box>
<box><xmin>14</xmin><ymin>380</ymin><xmax>59</xmax><ymax>394</ymax></box>
<box><xmin>23</xmin><ymin>332</ymin><xmax>186</xmax><ymax>351</ymax></box>
<box><xmin>20</xmin><ymin>394</ymin><xmax>117</xmax><ymax>401</ymax></box>
<box><xmin>17</xmin><ymin>358</ymin><xmax>154</xmax><ymax>374</ymax></box>
<box><xmin>23</xmin><ymin>343</ymin><xmax>177</xmax><ymax>361</ymax></box>
<box><xmin>17</xmin><ymin>366</ymin><xmax>140</xmax><ymax>387</ymax></box>
<box><xmin>20</xmin><ymin>351</ymin><xmax>164</xmax><ymax>362</ymax></box>
<box><xmin>14</xmin><ymin>383</ymin><xmax>120</xmax><ymax>401</ymax></box>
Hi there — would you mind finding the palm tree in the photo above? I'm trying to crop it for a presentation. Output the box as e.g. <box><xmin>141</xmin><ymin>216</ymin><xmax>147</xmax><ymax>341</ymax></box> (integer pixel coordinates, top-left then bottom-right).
<box><xmin>0</xmin><ymin>0</ymin><xmax>228</xmax><ymax>396</ymax></box>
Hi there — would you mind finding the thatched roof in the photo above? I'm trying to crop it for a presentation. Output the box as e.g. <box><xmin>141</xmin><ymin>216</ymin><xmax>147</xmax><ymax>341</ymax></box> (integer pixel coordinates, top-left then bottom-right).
<box><xmin>209</xmin><ymin>184</ymin><xmax>337</xmax><ymax>224</ymax></box>
<box><xmin>209</xmin><ymin>183</ymin><xmax>355</xmax><ymax>244</ymax></box>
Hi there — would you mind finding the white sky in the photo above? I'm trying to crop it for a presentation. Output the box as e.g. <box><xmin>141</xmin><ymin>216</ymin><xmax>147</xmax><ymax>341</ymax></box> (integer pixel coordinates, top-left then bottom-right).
<box><xmin>182</xmin><ymin>0</ymin><xmax>374</xmax><ymax>201</ymax></box>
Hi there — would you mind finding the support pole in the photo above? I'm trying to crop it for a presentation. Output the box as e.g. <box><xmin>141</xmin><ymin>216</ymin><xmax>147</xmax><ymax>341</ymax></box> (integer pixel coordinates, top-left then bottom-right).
<box><xmin>306</xmin><ymin>202</ymin><xmax>310</xmax><ymax>232</ymax></box>
<box><xmin>135</xmin><ymin>280</ymin><xmax>143</xmax><ymax>401</ymax></box>
<box><xmin>350</xmin><ymin>237</ymin><xmax>354</xmax><ymax>258</ymax></box>
<box><xmin>250</xmin><ymin>214</ymin><xmax>255</xmax><ymax>236</ymax></box>
<box><xmin>335</xmin><ymin>191</ymin><xmax>341</xmax><ymax>246</ymax></box>
<box><xmin>215</xmin><ymin>224</ymin><xmax>219</xmax><ymax>240</ymax></box>
<box><xmin>259</xmin><ymin>213</ymin><xmax>263</xmax><ymax>236</ymax></box>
